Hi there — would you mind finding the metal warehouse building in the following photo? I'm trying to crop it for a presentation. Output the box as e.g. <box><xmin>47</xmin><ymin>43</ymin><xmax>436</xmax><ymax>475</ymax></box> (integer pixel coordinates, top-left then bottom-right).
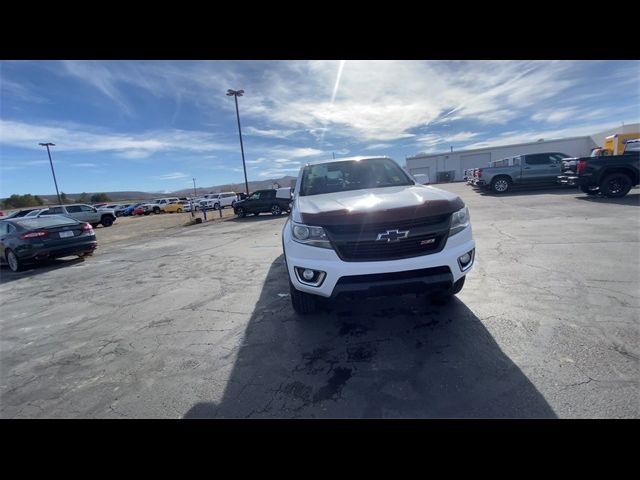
<box><xmin>405</xmin><ymin>123</ymin><xmax>640</xmax><ymax>183</ymax></box>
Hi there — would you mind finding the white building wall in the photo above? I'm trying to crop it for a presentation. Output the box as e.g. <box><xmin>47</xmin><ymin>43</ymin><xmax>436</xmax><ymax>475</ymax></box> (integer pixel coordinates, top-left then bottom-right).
<box><xmin>406</xmin><ymin>136</ymin><xmax>597</xmax><ymax>182</ymax></box>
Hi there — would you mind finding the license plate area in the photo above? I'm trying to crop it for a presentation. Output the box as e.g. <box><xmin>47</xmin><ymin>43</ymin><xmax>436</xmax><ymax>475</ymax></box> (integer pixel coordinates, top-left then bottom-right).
<box><xmin>59</xmin><ymin>231</ymin><xmax>74</xmax><ymax>238</ymax></box>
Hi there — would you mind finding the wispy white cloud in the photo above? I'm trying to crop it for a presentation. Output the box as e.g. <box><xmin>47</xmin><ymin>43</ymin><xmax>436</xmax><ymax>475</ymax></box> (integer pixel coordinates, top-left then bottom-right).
<box><xmin>155</xmin><ymin>172</ymin><xmax>190</xmax><ymax>180</ymax></box>
<box><xmin>244</xmin><ymin>126</ymin><xmax>297</xmax><ymax>138</ymax></box>
<box><xmin>71</xmin><ymin>162</ymin><xmax>99</xmax><ymax>167</ymax></box>
<box><xmin>365</xmin><ymin>143</ymin><xmax>392</xmax><ymax>150</ymax></box>
<box><xmin>0</xmin><ymin>120</ymin><xmax>237</xmax><ymax>157</ymax></box>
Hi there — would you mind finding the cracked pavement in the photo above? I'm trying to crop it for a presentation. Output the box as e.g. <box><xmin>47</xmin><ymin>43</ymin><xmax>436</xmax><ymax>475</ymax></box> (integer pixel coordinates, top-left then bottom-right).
<box><xmin>1</xmin><ymin>184</ymin><xmax>638</xmax><ymax>418</ymax></box>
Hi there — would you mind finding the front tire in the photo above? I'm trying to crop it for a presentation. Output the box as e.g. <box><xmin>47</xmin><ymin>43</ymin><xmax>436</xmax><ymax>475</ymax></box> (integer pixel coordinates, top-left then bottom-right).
<box><xmin>271</xmin><ymin>204</ymin><xmax>282</xmax><ymax>216</ymax></box>
<box><xmin>290</xmin><ymin>279</ymin><xmax>317</xmax><ymax>315</ymax></box>
<box><xmin>6</xmin><ymin>249</ymin><xmax>23</xmax><ymax>272</ymax></box>
<box><xmin>600</xmin><ymin>173</ymin><xmax>632</xmax><ymax>198</ymax></box>
<box><xmin>430</xmin><ymin>276</ymin><xmax>465</xmax><ymax>303</ymax></box>
<box><xmin>213</xmin><ymin>203</ymin><xmax>220</xmax><ymax>210</ymax></box>
<box><xmin>177</xmin><ymin>208</ymin><xmax>183</xmax><ymax>213</ymax></box>
<box><xmin>491</xmin><ymin>177</ymin><xmax>511</xmax><ymax>194</ymax></box>
<box><xmin>153</xmin><ymin>207</ymin><xmax>161</xmax><ymax>214</ymax></box>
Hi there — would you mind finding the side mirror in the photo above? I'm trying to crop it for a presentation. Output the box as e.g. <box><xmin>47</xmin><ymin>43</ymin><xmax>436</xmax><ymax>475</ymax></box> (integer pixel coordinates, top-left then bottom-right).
<box><xmin>93</xmin><ymin>207</ymin><xmax>98</xmax><ymax>212</ymax></box>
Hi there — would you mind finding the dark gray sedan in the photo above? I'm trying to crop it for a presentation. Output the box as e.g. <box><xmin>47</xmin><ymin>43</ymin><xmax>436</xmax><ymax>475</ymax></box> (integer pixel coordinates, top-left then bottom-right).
<box><xmin>0</xmin><ymin>215</ymin><xmax>97</xmax><ymax>272</ymax></box>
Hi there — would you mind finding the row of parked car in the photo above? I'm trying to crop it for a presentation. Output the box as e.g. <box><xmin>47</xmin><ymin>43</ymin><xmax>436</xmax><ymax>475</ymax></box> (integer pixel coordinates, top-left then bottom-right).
<box><xmin>463</xmin><ymin>139</ymin><xmax>640</xmax><ymax>198</ymax></box>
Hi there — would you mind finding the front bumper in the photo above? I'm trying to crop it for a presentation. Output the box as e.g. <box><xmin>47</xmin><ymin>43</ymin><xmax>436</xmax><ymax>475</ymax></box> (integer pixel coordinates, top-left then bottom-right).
<box><xmin>557</xmin><ymin>175</ymin><xmax>581</xmax><ymax>186</ymax></box>
<box><xmin>283</xmin><ymin>221</ymin><xmax>475</xmax><ymax>298</ymax></box>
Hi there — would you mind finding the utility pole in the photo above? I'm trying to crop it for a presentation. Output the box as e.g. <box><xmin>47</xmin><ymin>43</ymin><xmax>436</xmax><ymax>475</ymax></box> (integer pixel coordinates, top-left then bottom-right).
<box><xmin>192</xmin><ymin>178</ymin><xmax>197</xmax><ymax>198</ymax></box>
<box><xmin>226</xmin><ymin>89</ymin><xmax>250</xmax><ymax>196</ymax></box>
<box><xmin>39</xmin><ymin>142</ymin><xmax>62</xmax><ymax>206</ymax></box>
<box><xmin>332</xmin><ymin>152</ymin><xmax>336</xmax><ymax>159</ymax></box>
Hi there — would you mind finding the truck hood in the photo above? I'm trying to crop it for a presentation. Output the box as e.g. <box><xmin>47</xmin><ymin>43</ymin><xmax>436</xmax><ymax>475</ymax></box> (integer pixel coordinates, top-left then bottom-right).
<box><xmin>294</xmin><ymin>185</ymin><xmax>464</xmax><ymax>225</ymax></box>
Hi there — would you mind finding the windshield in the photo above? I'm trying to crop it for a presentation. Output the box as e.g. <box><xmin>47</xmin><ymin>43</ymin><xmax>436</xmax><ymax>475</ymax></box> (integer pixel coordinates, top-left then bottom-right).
<box><xmin>299</xmin><ymin>158</ymin><xmax>413</xmax><ymax>196</ymax></box>
<box><xmin>16</xmin><ymin>216</ymin><xmax>78</xmax><ymax>229</ymax></box>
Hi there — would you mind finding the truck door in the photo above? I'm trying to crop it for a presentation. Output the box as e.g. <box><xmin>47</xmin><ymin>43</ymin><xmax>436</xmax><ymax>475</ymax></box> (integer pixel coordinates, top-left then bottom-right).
<box><xmin>521</xmin><ymin>153</ymin><xmax>559</xmax><ymax>183</ymax></box>
<box><xmin>261</xmin><ymin>190</ymin><xmax>276</xmax><ymax>212</ymax></box>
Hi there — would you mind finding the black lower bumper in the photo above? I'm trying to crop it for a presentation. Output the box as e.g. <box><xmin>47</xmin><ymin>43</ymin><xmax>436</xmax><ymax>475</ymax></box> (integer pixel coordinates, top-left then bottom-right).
<box><xmin>19</xmin><ymin>241</ymin><xmax>97</xmax><ymax>262</ymax></box>
<box><xmin>331</xmin><ymin>266</ymin><xmax>454</xmax><ymax>298</ymax></box>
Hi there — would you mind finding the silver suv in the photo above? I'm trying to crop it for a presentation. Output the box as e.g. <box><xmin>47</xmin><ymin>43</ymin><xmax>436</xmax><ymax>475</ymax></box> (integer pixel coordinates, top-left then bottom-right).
<box><xmin>38</xmin><ymin>204</ymin><xmax>117</xmax><ymax>227</ymax></box>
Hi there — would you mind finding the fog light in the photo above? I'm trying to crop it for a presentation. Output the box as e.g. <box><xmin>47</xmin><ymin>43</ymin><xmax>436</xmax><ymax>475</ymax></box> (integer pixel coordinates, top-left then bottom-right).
<box><xmin>302</xmin><ymin>269</ymin><xmax>315</xmax><ymax>281</ymax></box>
<box><xmin>458</xmin><ymin>249</ymin><xmax>474</xmax><ymax>271</ymax></box>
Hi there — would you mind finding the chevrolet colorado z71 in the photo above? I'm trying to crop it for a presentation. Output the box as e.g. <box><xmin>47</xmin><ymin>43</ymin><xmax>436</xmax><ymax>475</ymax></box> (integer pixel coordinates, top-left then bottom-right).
<box><xmin>282</xmin><ymin>156</ymin><xmax>476</xmax><ymax>315</ymax></box>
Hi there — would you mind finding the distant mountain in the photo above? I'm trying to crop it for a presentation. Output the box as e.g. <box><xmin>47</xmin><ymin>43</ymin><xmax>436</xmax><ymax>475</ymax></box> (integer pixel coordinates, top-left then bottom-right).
<box><xmin>173</xmin><ymin>176</ymin><xmax>298</xmax><ymax>197</ymax></box>
<box><xmin>19</xmin><ymin>176</ymin><xmax>299</xmax><ymax>204</ymax></box>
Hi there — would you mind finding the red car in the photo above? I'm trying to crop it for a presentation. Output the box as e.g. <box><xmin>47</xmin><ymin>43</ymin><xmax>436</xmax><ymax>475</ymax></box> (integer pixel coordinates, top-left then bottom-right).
<box><xmin>132</xmin><ymin>205</ymin><xmax>152</xmax><ymax>215</ymax></box>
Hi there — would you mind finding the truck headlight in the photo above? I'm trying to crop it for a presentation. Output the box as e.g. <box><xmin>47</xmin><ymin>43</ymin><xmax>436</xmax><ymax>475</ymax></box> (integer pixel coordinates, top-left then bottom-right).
<box><xmin>449</xmin><ymin>206</ymin><xmax>470</xmax><ymax>236</ymax></box>
<box><xmin>291</xmin><ymin>222</ymin><xmax>333</xmax><ymax>249</ymax></box>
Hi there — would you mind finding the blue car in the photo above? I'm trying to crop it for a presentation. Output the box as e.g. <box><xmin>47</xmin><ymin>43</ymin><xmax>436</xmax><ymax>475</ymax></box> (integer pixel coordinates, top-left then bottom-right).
<box><xmin>122</xmin><ymin>203</ymin><xmax>144</xmax><ymax>216</ymax></box>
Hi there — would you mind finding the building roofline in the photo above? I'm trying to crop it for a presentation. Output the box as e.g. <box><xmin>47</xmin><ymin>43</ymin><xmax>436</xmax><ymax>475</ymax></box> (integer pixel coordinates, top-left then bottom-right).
<box><xmin>406</xmin><ymin>135</ymin><xmax>593</xmax><ymax>160</ymax></box>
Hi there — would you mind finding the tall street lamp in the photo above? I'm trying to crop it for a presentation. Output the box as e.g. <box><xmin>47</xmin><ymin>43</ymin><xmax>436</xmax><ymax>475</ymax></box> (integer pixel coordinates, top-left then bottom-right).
<box><xmin>226</xmin><ymin>89</ymin><xmax>250</xmax><ymax>196</ymax></box>
<box><xmin>39</xmin><ymin>142</ymin><xmax>62</xmax><ymax>206</ymax></box>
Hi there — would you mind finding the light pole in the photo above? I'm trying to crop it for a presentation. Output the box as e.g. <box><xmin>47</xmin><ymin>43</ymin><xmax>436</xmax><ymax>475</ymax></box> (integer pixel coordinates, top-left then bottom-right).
<box><xmin>226</xmin><ymin>89</ymin><xmax>250</xmax><ymax>196</ymax></box>
<box><xmin>192</xmin><ymin>178</ymin><xmax>197</xmax><ymax>198</ymax></box>
<box><xmin>39</xmin><ymin>142</ymin><xmax>62</xmax><ymax>206</ymax></box>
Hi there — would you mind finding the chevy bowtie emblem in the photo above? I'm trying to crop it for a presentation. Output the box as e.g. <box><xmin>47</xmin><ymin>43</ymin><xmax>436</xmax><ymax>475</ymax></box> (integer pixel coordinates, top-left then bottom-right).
<box><xmin>376</xmin><ymin>229</ymin><xmax>409</xmax><ymax>242</ymax></box>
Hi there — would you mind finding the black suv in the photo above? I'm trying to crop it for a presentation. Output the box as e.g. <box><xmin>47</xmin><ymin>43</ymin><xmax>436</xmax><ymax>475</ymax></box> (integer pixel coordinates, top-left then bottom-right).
<box><xmin>234</xmin><ymin>189</ymin><xmax>291</xmax><ymax>217</ymax></box>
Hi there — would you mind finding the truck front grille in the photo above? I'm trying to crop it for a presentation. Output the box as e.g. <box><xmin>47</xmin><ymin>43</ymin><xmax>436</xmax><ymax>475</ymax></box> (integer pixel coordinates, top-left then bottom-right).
<box><xmin>325</xmin><ymin>214</ymin><xmax>452</xmax><ymax>262</ymax></box>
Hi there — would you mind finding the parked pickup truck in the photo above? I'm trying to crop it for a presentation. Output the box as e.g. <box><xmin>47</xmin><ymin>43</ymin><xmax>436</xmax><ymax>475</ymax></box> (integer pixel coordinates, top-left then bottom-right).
<box><xmin>557</xmin><ymin>139</ymin><xmax>640</xmax><ymax>197</ymax></box>
<box><xmin>282</xmin><ymin>156</ymin><xmax>475</xmax><ymax>315</ymax></box>
<box><xmin>37</xmin><ymin>204</ymin><xmax>117</xmax><ymax>227</ymax></box>
<box><xmin>472</xmin><ymin>152</ymin><xmax>571</xmax><ymax>193</ymax></box>
<box><xmin>234</xmin><ymin>188</ymin><xmax>292</xmax><ymax>218</ymax></box>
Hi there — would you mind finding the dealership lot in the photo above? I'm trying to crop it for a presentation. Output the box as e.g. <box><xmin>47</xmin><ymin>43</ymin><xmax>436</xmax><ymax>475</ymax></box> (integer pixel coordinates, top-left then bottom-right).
<box><xmin>0</xmin><ymin>183</ymin><xmax>638</xmax><ymax>418</ymax></box>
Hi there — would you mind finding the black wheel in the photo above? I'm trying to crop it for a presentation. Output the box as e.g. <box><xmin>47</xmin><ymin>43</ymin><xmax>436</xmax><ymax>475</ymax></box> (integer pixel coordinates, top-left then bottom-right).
<box><xmin>236</xmin><ymin>207</ymin><xmax>246</xmax><ymax>218</ymax></box>
<box><xmin>91</xmin><ymin>223</ymin><xmax>99</xmax><ymax>228</ymax></box>
<box><xmin>600</xmin><ymin>173</ymin><xmax>632</xmax><ymax>198</ymax></box>
<box><xmin>290</xmin><ymin>279</ymin><xmax>317</xmax><ymax>315</ymax></box>
<box><xmin>153</xmin><ymin>207</ymin><xmax>161</xmax><ymax>214</ymax></box>
<box><xmin>271</xmin><ymin>204</ymin><xmax>282</xmax><ymax>216</ymax></box>
<box><xmin>430</xmin><ymin>276</ymin><xmax>465</xmax><ymax>303</ymax></box>
<box><xmin>491</xmin><ymin>176</ymin><xmax>511</xmax><ymax>194</ymax></box>
<box><xmin>213</xmin><ymin>203</ymin><xmax>220</xmax><ymax>210</ymax></box>
<box><xmin>177</xmin><ymin>208</ymin><xmax>183</xmax><ymax>213</ymax></box>
<box><xmin>580</xmin><ymin>185</ymin><xmax>599</xmax><ymax>196</ymax></box>
<box><xmin>101</xmin><ymin>216</ymin><xmax>114</xmax><ymax>227</ymax></box>
<box><xmin>6</xmin><ymin>249</ymin><xmax>23</xmax><ymax>272</ymax></box>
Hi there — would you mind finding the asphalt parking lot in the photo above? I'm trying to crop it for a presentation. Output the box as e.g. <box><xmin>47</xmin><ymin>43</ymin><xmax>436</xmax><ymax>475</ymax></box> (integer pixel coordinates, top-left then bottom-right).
<box><xmin>1</xmin><ymin>184</ymin><xmax>638</xmax><ymax>418</ymax></box>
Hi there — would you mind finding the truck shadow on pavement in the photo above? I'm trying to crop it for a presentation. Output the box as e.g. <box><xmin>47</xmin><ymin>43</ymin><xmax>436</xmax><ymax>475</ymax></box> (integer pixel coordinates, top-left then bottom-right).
<box><xmin>575</xmin><ymin>192</ymin><xmax>640</xmax><ymax>206</ymax></box>
<box><xmin>184</xmin><ymin>255</ymin><xmax>556</xmax><ymax>419</ymax></box>
<box><xmin>476</xmin><ymin>185</ymin><xmax>579</xmax><ymax>197</ymax></box>
<box><xmin>0</xmin><ymin>257</ymin><xmax>86</xmax><ymax>285</ymax></box>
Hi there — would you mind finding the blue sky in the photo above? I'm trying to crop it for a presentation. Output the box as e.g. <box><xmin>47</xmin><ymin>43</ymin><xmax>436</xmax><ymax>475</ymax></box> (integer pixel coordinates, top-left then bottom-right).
<box><xmin>1</xmin><ymin>60</ymin><xmax>639</xmax><ymax>197</ymax></box>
